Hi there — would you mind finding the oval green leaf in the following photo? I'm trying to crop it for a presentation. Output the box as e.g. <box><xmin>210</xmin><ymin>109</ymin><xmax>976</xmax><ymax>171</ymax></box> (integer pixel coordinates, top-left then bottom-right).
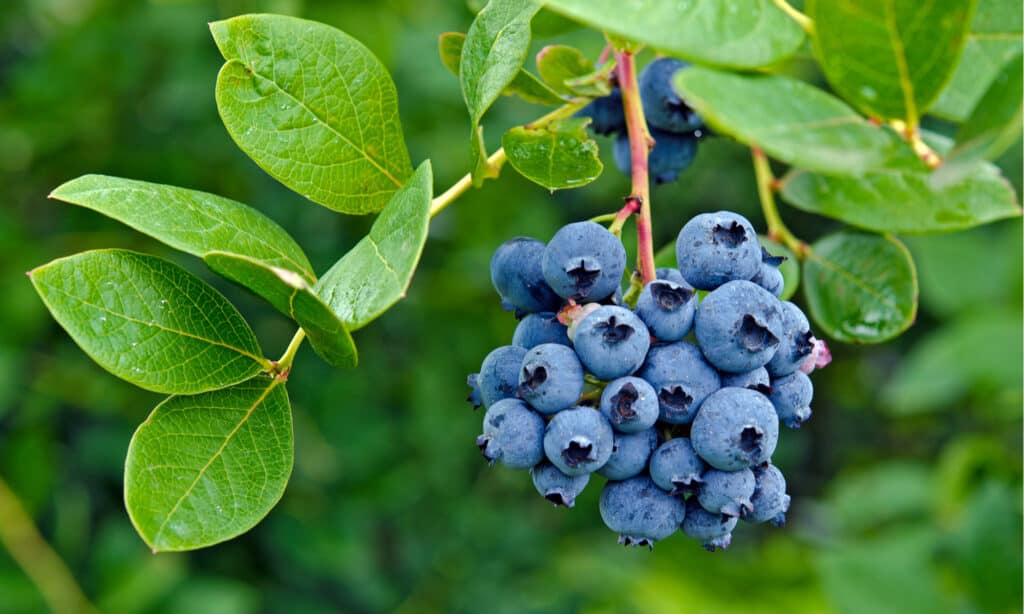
<box><xmin>674</xmin><ymin>68</ymin><xmax>921</xmax><ymax>175</ymax></box>
<box><xmin>211</xmin><ymin>14</ymin><xmax>412</xmax><ymax>215</ymax></box>
<box><xmin>315</xmin><ymin>161</ymin><xmax>433</xmax><ymax>330</ymax></box>
<box><xmin>125</xmin><ymin>376</ymin><xmax>292</xmax><ymax>552</ymax></box>
<box><xmin>759</xmin><ymin>236</ymin><xmax>800</xmax><ymax>301</ymax></box>
<box><xmin>204</xmin><ymin>253</ymin><xmax>357</xmax><ymax>369</ymax></box>
<box><xmin>29</xmin><ymin>250</ymin><xmax>268</xmax><ymax>393</ymax></box>
<box><xmin>502</xmin><ymin>118</ymin><xmax>603</xmax><ymax>190</ymax></box>
<box><xmin>802</xmin><ymin>231</ymin><xmax>918</xmax><ymax>344</ymax></box>
<box><xmin>536</xmin><ymin>45</ymin><xmax>599</xmax><ymax>96</ymax></box>
<box><xmin>439</xmin><ymin>31</ymin><xmax>563</xmax><ymax>106</ymax></box>
<box><xmin>807</xmin><ymin>0</ymin><xmax>977</xmax><ymax>123</ymax></box>
<box><xmin>542</xmin><ymin>0</ymin><xmax>805</xmax><ymax>69</ymax></box>
<box><xmin>780</xmin><ymin>163</ymin><xmax>1021</xmax><ymax>235</ymax></box>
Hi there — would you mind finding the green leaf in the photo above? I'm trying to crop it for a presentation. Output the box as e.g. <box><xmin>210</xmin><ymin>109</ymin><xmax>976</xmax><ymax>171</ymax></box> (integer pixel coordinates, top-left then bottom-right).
<box><xmin>501</xmin><ymin>118</ymin><xmax>603</xmax><ymax>190</ymax></box>
<box><xmin>542</xmin><ymin>0</ymin><xmax>805</xmax><ymax>69</ymax></box>
<box><xmin>460</xmin><ymin>0</ymin><xmax>542</xmax><ymax>185</ymax></box>
<box><xmin>759</xmin><ymin>236</ymin><xmax>799</xmax><ymax>301</ymax></box>
<box><xmin>930</xmin><ymin>0</ymin><xmax>1023</xmax><ymax>122</ymax></box>
<box><xmin>802</xmin><ymin>231</ymin><xmax>917</xmax><ymax>344</ymax></box>
<box><xmin>316</xmin><ymin>161</ymin><xmax>432</xmax><ymax>330</ymax></box>
<box><xmin>807</xmin><ymin>0</ymin><xmax>977</xmax><ymax>122</ymax></box>
<box><xmin>124</xmin><ymin>376</ymin><xmax>292</xmax><ymax>551</ymax></box>
<box><xmin>29</xmin><ymin>250</ymin><xmax>268</xmax><ymax>394</ymax></box>
<box><xmin>535</xmin><ymin>45</ymin><xmax>600</xmax><ymax>96</ymax></box>
<box><xmin>933</xmin><ymin>53</ymin><xmax>1023</xmax><ymax>188</ymax></box>
<box><xmin>438</xmin><ymin>32</ymin><xmax>464</xmax><ymax>75</ymax></box>
<box><xmin>203</xmin><ymin>253</ymin><xmax>357</xmax><ymax>369</ymax></box>
<box><xmin>673</xmin><ymin>68</ymin><xmax>919</xmax><ymax>175</ymax></box>
<box><xmin>439</xmin><ymin>31</ymin><xmax>563</xmax><ymax>106</ymax></box>
<box><xmin>211</xmin><ymin>14</ymin><xmax>412</xmax><ymax>215</ymax></box>
<box><xmin>780</xmin><ymin>162</ymin><xmax>1021</xmax><ymax>234</ymax></box>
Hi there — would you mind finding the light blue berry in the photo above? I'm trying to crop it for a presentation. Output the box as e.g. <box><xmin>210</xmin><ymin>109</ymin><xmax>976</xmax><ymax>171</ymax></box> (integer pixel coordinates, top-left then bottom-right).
<box><xmin>531</xmin><ymin>462</ymin><xmax>590</xmax><ymax>508</ymax></box>
<box><xmin>490</xmin><ymin>237</ymin><xmax>561</xmax><ymax>314</ymax></box>
<box><xmin>543</xmin><ymin>407</ymin><xmax>614</xmax><ymax>476</ymax></box>
<box><xmin>766</xmin><ymin>301</ymin><xmax>815</xmax><ymax>377</ymax></box>
<box><xmin>517</xmin><ymin>343</ymin><xmax>584</xmax><ymax>414</ymax></box>
<box><xmin>769</xmin><ymin>371</ymin><xmax>813</xmax><ymax>428</ymax></box>
<box><xmin>635</xmin><ymin>279</ymin><xmax>696</xmax><ymax>342</ymax></box>
<box><xmin>638</xmin><ymin>341</ymin><xmax>720</xmax><ymax>424</ymax></box>
<box><xmin>720</xmin><ymin>367</ymin><xmax>771</xmax><ymax>395</ymax></box>
<box><xmin>639</xmin><ymin>58</ymin><xmax>702</xmax><ymax>134</ymax></box>
<box><xmin>691</xmin><ymin>387</ymin><xmax>779</xmax><ymax>471</ymax></box>
<box><xmin>695</xmin><ymin>280</ymin><xmax>784</xmax><ymax>373</ymax></box>
<box><xmin>598</xmin><ymin>427</ymin><xmax>658</xmax><ymax>480</ymax></box>
<box><xmin>649</xmin><ymin>437</ymin><xmax>705</xmax><ymax>495</ymax></box>
<box><xmin>477</xmin><ymin>399</ymin><xmax>545</xmax><ymax>469</ymax></box>
<box><xmin>512</xmin><ymin>312</ymin><xmax>571</xmax><ymax>349</ymax></box>
<box><xmin>744</xmin><ymin>463</ymin><xmax>791</xmax><ymax>526</ymax></box>
<box><xmin>599</xmin><ymin>376</ymin><xmax>659</xmax><ymax>433</ymax></box>
<box><xmin>683</xmin><ymin>498</ymin><xmax>737</xmax><ymax>551</ymax></box>
<box><xmin>698</xmin><ymin>468</ymin><xmax>756</xmax><ymax>518</ymax></box>
<box><xmin>676</xmin><ymin>211</ymin><xmax>761</xmax><ymax>290</ymax></box>
<box><xmin>574</xmin><ymin>306</ymin><xmax>651</xmax><ymax>380</ymax></box>
<box><xmin>599</xmin><ymin>476</ymin><xmax>686</xmax><ymax>548</ymax></box>
<box><xmin>542</xmin><ymin>221</ymin><xmax>626</xmax><ymax>302</ymax></box>
<box><xmin>473</xmin><ymin>345</ymin><xmax>528</xmax><ymax>409</ymax></box>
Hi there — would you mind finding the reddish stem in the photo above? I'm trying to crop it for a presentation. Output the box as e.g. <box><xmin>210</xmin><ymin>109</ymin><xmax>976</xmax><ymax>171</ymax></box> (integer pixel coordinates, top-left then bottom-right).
<box><xmin>615</xmin><ymin>50</ymin><xmax>656</xmax><ymax>285</ymax></box>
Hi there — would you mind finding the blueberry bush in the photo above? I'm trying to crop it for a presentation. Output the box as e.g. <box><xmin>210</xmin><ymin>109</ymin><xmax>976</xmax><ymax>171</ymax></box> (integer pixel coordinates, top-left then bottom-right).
<box><xmin>4</xmin><ymin>0</ymin><xmax>1021</xmax><ymax>610</ymax></box>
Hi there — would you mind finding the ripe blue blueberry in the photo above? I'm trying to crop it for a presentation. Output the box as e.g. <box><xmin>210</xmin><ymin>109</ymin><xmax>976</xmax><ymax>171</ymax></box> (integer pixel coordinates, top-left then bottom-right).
<box><xmin>613</xmin><ymin>128</ymin><xmax>698</xmax><ymax>185</ymax></box>
<box><xmin>512</xmin><ymin>312</ymin><xmax>571</xmax><ymax>349</ymax></box>
<box><xmin>635</xmin><ymin>279</ymin><xmax>697</xmax><ymax>342</ymax></box>
<box><xmin>466</xmin><ymin>374</ymin><xmax>483</xmax><ymax>408</ymax></box>
<box><xmin>599</xmin><ymin>476</ymin><xmax>687</xmax><ymax>548</ymax></box>
<box><xmin>638</xmin><ymin>341</ymin><xmax>720</xmax><ymax>424</ymax></box>
<box><xmin>477</xmin><ymin>399</ymin><xmax>545</xmax><ymax>469</ymax></box>
<box><xmin>675</xmin><ymin>211</ymin><xmax>762</xmax><ymax>290</ymax></box>
<box><xmin>599</xmin><ymin>376</ymin><xmax>659</xmax><ymax>433</ymax></box>
<box><xmin>766</xmin><ymin>301</ymin><xmax>815</xmax><ymax>377</ymax></box>
<box><xmin>517</xmin><ymin>343</ymin><xmax>584</xmax><ymax>414</ymax></box>
<box><xmin>769</xmin><ymin>371</ymin><xmax>813</xmax><ymax>429</ymax></box>
<box><xmin>649</xmin><ymin>437</ymin><xmax>706</xmax><ymax>495</ymax></box>
<box><xmin>598</xmin><ymin>427</ymin><xmax>658</xmax><ymax>481</ymax></box>
<box><xmin>575</xmin><ymin>88</ymin><xmax>625</xmax><ymax>135</ymax></box>
<box><xmin>542</xmin><ymin>221</ymin><xmax>626</xmax><ymax>302</ymax></box>
<box><xmin>720</xmin><ymin>367</ymin><xmax>771</xmax><ymax>395</ymax></box>
<box><xmin>695</xmin><ymin>280</ymin><xmax>784</xmax><ymax>373</ymax></box>
<box><xmin>751</xmin><ymin>247</ymin><xmax>786</xmax><ymax>297</ymax></box>
<box><xmin>573</xmin><ymin>306</ymin><xmax>651</xmax><ymax>380</ymax></box>
<box><xmin>472</xmin><ymin>345</ymin><xmax>528</xmax><ymax>409</ymax></box>
<box><xmin>531</xmin><ymin>462</ymin><xmax>590</xmax><ymax>508</ymax></box>
<box><xmin>638</xmin><ymin>58</ymin><xmax>702</xmax><ymax>134</ymax></box>
<box><xmin>682</xmin><ymin>498</ymin><xmax>737</xmax><ymax>552</ymax></box>
<box><xmin>691</xmin><ymin>387</ymin><xmax>779</xmax><ymax>471</ymax></box>
<box><xmin>744</xmin><ymin>463</ymin><xmax>791</xmax><ymax>526</ymax></box>
<box><xmin>543</xmin><ymin>407</ymin><xmax>615</xmax><ymax>477</ymax></box>
<box><xmin>698</xmin><ymin>468</ymin><xmax>756</xmax><ymax>518</ymax></box>
<box><xmin>490</xmin><ymin>237</ymin><xmax>561</xmax><ymax>314</ymax></box>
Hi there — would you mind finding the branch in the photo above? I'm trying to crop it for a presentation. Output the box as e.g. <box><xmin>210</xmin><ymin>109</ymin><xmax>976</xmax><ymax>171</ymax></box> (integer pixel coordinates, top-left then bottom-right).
<box><xmin>752</xmin><ymin>147</ymin><xmax>808</xmax><ymax>258</ymax></box>
<box><xmin>616</xmin><ymin>50</ymin><xmax>656</xmax><ymax>285</ymax></box>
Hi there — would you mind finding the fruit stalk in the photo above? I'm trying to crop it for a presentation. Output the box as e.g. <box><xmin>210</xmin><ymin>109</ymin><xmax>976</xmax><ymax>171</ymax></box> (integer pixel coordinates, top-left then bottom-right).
<box><xmin>751</xmin><ymin>147</ymin><xmax>807</xmax><ymax>258</ymax></box>
<box><xmin>615</xmin><ymin>50</ymin><xmax>657</xmax><ymax>285</ymax></box>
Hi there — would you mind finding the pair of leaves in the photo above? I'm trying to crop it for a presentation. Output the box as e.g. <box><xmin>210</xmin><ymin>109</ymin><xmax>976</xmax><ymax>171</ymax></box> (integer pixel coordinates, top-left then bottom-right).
<box><xmin>439</xmin><ymin>32</ymin><xmax>563</xmax><ymax>106</ymax></box>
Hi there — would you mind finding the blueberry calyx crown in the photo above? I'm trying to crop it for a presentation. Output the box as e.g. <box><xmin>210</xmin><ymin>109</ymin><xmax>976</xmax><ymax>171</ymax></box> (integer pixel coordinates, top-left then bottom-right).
<box><xmin>562</xmin><ymin>438</ymin><xmax>595</xmax><ymax>467</ymax></box>
<box><xmin>650</xmin><ymin>281</ymin><xmax>694</xmax><ymax>310</ymax></box>
<box><xmin>518</xmin><ymin>365</ymin><xmax>547</xmax><ymax>395</ymax></box>
<box><xmin>760</xmin><ymin>246</ymin><xmax>786</xmax><ymax>267</ymax></box>
<box><xmin>596</xmin><ymin>315</ymin><xmax>635</xmax><ymax>345</ymax></box>
<box><xmin>711</xmin><ymin>221</ymin><xmax>748</xmax><ymax>248</ymax></box>
<box><xmin>739</xmin><ymin>315</ymin><xmax>780</xmax><ymax>352</ymax></box>
<box><xmin>611</xmin><ymin>383</ymin><xmax>640</xmax><ymax>422</ymax></box>
<box><xmin>794</xmin><ymin>330</ymin><xmax>815</xmax><ymax>358</ymax></box>
<box><xmin>738</xmin><ymin>426</ymin><xmax>763</xmax><ymax>459</ymax></box>
<box><xmin>659</xmin><ymin>385</ymin><xmax>693</xmax><ymax>412</ymax></box>
<box><xmin>566</xmin><ymin>259</ymin><xmax>601</xmax><ymax>294</ymax></box>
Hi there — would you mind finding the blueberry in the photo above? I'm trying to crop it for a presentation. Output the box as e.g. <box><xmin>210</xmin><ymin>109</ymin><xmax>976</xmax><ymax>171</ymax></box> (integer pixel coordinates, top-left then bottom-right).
<box><xmin>517</xmin><ymin>343</ymin><xmax>584</xmax><ymax>414</ymax></box>
<box><xmin>613</xmin><ymin>128</ymin><xmax>698</xmax><ymax>185</ymax></box>
<box><xmin>491</xmin><ymin>237</ymin><xmax>561</xmax><ymax>314</ymax></box>
<box><xmin>720</xmin><ymin>367</ymin><xmax>771</xmax><ymax>395</ymax></box>
<box><xmin>575</xmin><ymin>88</ymin><xmax>625</xmax><ymax>135</ymax></box>
<box><xmin>477</xmin><ymin>399</ymin><xmax>545</xmax><ymax>469</ymax></box>
<box><xmin>543</xmin><ymin>407</ymin><xmax>615</xmax><ymax>476</ymax></box>
<box><xmin>751</xmin><ymin>247</ymin><xmax>786</xmax><ymax>297</ymax></box>
<box><xmin>472</xmin><ymin>345</ymin><xmax>528</xmax><ymax>409</ymax></box>
<box><xmin>694</xmin><ymin>280</ymin><xmax>784</xmax><ymax>373</ymax></box>
<box><xmin>656</xmin><ymin>267</ymin><xmax>689</xmax><ymax>285</ymax></box>
<box><xmin>698</xmin><ymin>468</ymin><xmax>756</xmax><ymax>518</ymax></box>
<box><xmin>766</xmin><ymin>301</ymin><xmax>815</xmax><ymax>377</ymax></box>
<box><xmin>542</xmin><ymin>221</ymin><xmax>626</xmax><ymax>302</ymax></box>
<box><xmin>466</xmin><ymin>373</ymin><xmax>483</xmax><ymax>409</ymax></box>
<box><xmin>769</xmin><ymin>371</ymin><xmax>813</xmax><ymax>429</ymax></box>
<box><xmin>512</xmin><ymin>312</ymin><xmax>571</xmax><ymax>349</ymax></box>
<box><xmin>682</xmin><ymin>498</ymin><xmax>737</xmax><ymax>552</ymax></box>
<box><xmin>599</xmin><ymin>376</ymin><xmax>660</xmax><ymax>433</ymax></box>
<box><xmin>744</xmin><ymin>463</ymin><xmax>791</xmax><ymax>526</ymax></box>
<box><xmin>635</xmin><ymin>279</ymin><xmax>696</xmax><ymax>342</ymax></box>
<box><xmin>573</xmin><ymin>306</ymin><xmax>651</xmax><ymax>380</ymax></box>
<box><xmin>599</xmin><ymin>476</ymin><xmax>686</xmax><ymax>548</ymax></box>
<box><xmin>691</xmin><ymin>387</ymin><xmax>779</xmax><ymax>471</ymax></box>
<box><xmin>637</xmin><ymin>341</ymin><xmax>720</xmax><ymax>424</ymax></box>
<box><xmin>676</xmin><ymin>211</ymin><xmax>762</xmax><ymax>290</ymax></box>
<box><xmin>638</xmin><ymin>58</ymin><xmax>702</xmax><ymax>134</ymax></box>
<box><xmin>649</xmin><ymin>437</ymin><xmax>706</xmax><ymax>495</ymax></box>
<box><xmin>531</xmin><ymin>462</ymin><xmax>590</xmax><ymax>508</ymax></box>
<box><xmin>598</xmin><ymin>427</ymin><xmax>658</xmax><ymax>481</ymax></box>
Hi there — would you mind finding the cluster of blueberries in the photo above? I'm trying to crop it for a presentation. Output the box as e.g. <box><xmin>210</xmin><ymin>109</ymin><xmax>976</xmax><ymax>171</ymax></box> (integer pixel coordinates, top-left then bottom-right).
<box><xmin>577</xmin><ymin>57</ymin><xmax>705</xmax><ymax>185</ymax></box>
<box><xmin>468</xmin><ymin>211</ymin><xmax>829</xmax><ymax>551</ymax></box>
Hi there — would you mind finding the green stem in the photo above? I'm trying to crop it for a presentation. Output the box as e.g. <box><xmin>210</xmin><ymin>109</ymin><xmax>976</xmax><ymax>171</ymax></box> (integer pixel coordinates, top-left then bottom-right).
<box><xmin>273</xmin><ymin>328</ymin><xmax>306</xmax><ymax>376</ymax></box>
<box><xmin>752</xmin><ymin>148</ymin><xmax>808</xmax><ymax>258</ymax></box>
<box><xmin>616</xmin><ymin>50</ymin><xmax>656</xmax><ymax>285</ymax></box>
<box><xmin>772</xmin><ymin>0</ymin><xmax>815</xmax><ymax>33</ymax></box>
<box><xmin>588</xmin><ymin>212</ymin><xmax>618</xmax><ymax>224</ymax></box>
<box><xmin>0</xmin><ymin>476</ymin><xmax>96</xmax><ymax>614</ymax></box>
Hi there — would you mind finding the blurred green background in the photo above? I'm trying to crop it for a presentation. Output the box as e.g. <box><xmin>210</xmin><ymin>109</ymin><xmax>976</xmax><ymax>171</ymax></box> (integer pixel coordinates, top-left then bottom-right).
<box><xmin>1</xmin><ymin>1</ymin><xmax>1021</xmax><ymax>612</ymax></box>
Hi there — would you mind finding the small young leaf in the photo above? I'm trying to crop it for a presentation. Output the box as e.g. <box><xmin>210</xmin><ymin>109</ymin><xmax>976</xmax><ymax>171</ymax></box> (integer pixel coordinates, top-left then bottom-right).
<box><xmin>543</xmin><ymin>0</ymin><xmax>805</xmax><ymax>69</ymax></box>
<box><xmin>439</xmin><ymin>32</ymin><xmax>563</xmax><ymax>106</ymax></box>
<box><xmin>460</xmin><ymin>0</ymin><xmax>542</xmax><ymax>184</ymax></box>
<box><xmin>438</xmin><ymin>32</ymin><xmax>465</xmax><ymax>75</ymax></box>
<box><xmin>204</xmin><ymin>253</ymin><xmax>357</xmax><ymax>369</ymax></box>
<box><xmin>211</xmin><ymin>14</ymin><xmax>412</xmax><ymax>215</ymax></box>
<box><xmin>758</xmin><ymin>236</ymin><xmax>800</xmax><ymax>301</ymax></box>
<box><xmin>535</xmin><ymin>45</ymin><xmax>597</xmax><ymax>96</ymax></box>
<box><xmin>780</xmin><ymin>163</ymin><xmax>1021</xmax><ymax>234</ymax></box>
<box><xmin>933</xmin><ymin>54</ymin><xmax>1023</xmax><ymax>188</ymax></box>
<box><xmin>802</xmin><ymin>232</ymin><xmax>917</xmax><ymax>344</ymax></box>
<box><xmin>673</xmin><ymin>68</ymin><xmax>920</xmax><ymax>175</ymax></box>
<box><xmin>501</xmin><ymin>118</ymin><xmax>603</xmax><ymax>190</ymax></box>
<box><xmin>807</xmin><ymin>0</ymin><xmax>977</xmax><ymax>122</ymax></box>
<box><xmin>316</xmin><ymin>161</ymin><xmax>432</xmax><ymax>330</ymax></box>
<box><xmin>29</xmin><ymin>250</ymin><xmax>268</xmax><ymax>393</ymax></box>
<box><xmin>931</xmin><ymin>0</ymin><xmax>1022</xmax><ymax>122</ymax></box>
<box><xmin>125</xmin><ymin>376</ymin><xmax>292</xmax><ymax>552</ymax></box>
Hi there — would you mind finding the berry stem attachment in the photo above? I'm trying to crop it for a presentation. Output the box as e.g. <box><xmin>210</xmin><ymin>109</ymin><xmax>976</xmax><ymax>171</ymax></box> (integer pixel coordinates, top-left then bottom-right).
<box><xmin>772</xmin><ymin>0</ymin><xmax>814</xmax><ymax>34</ymax></box>
<box><xmin>616</xmin><ymin>50</ymin><xmax>657</xmax><ymax>285</ymax></box>
<box><xmin>607</xmin><ymin>196</ymin><xmax>641</xmax><ymax>236</ymax></box>
<box><xmin>751</xmin><ymin>147</ymin><xmax>808</xmax><ymax>259</ymax></box>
